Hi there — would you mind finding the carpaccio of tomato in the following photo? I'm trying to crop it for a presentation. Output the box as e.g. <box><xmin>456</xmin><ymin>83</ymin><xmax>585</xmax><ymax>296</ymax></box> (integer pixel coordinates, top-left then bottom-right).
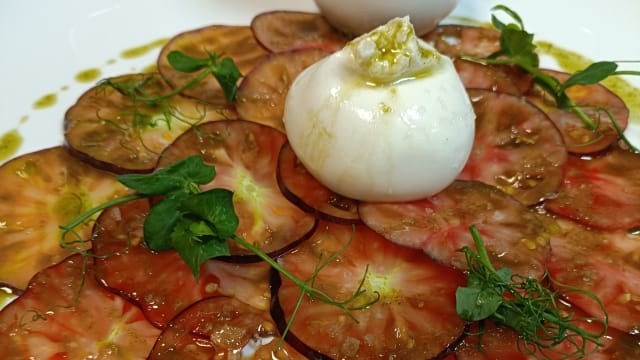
<box><xmin>1</xmin><ymin>9</ymin><xmax>640</xmax><ymax>360</ymax></box>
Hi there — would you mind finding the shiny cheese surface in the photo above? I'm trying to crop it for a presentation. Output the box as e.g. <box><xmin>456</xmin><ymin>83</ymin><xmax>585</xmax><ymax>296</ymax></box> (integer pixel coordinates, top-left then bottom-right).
<box><xmin>283</xmin><ymin>17</ymin><xmax>475</xmax><ymax>202</ymax></box>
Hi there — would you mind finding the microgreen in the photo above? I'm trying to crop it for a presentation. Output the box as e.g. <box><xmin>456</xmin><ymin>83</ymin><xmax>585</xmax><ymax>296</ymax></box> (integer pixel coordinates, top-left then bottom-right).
<box><xmin>103</xmin><ymin>50</ymin><xmax>242</xmax><ymax>104</ymax></box>
<box><xmin>59</xmin><ymin>155</ymin><xmax>378</xmax><ymax>339</ymax></box>
<box><xmin>456</xmin><ymin>225</ymin><xmax>608</xmax><ymax>359</ymax></box>
<box><xmin>464</xmin><ymin>4</ymin><xmax>640</xmax><ymax>153</ymax></box>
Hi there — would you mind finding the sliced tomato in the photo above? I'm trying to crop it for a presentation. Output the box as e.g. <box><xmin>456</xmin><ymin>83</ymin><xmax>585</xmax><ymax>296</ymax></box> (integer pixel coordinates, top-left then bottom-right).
<box><xmin>157</xmin><ymin>25</ymin><xmax>268</xmax><ymax>105</ymax></box>
<box><xmin>544</xmin><ymin>145</ymin><xmax>640</xmax><ymax>230</ymax></box>
<box><xmin>157</xmin><ymin>120</ymin><xmax>317</xmax><ymax>258</ymax></box>
<box><xmin>92</xmin><ymin>199</ymin><xmax>272</xmax><ymax>328</ymax></box>
<box><xmin>251</xmin><ymin>11</ymin><xmax>348</xmax><ymax>53</ymax></box>
<box><xmin>277</xmin><ymin>142</ymin><xmax>361</xmax><ymax>224</ymax></box>
<box><xmin>275</xmin><ymin>221</ymin><xmax>466</xmax><ymax>359</ymax></box>
<box><xmin>148</xmin><ymin>296</ymin><xmax>306</xmax><ymax>359</ymax></box>
<box><xmin>236</xmin><ymin>48</ymin><xmax>330</xmax><ymax>132</ymax></box>
<box><xmin>0</xmin><ymin>254</ymin><xmax>160</xmax><ymax>359</ymax></box>
<box><xmin>526</xmin><ymin>69</ymin><xmax>629</xmax><ymax>154</ymax></box>
<box><xmin>359</xmin><ymin>180</ymin><xmax>550</xmax><ymax>280</ymax></box>
<box><xmin>458</xmin><ymin>89</ymin><xmax>567</xmax><ymax>205</ymax></box>
<box><xmin>421</xmin><ymin>24</ymin><xmax>502</xmax><ymax>58</ymax></box>
<box><xmin>454</xmin><ymin>59</ymin><xmax>533</xmax><ymax>96</ymax></box>
<box><xmin>0</xmin><ymin>146</ymin><xmax>130</xmax><ymax>290</ymax></box>
<box><xmin>64</xmin><ymin>73</ymin><xmax>235</xmax><ymax>173</ymax></box>
<box><xmin>547</xmin><ymin>218</ymin><xmax>640</xmax><ymax>333</ymax></box>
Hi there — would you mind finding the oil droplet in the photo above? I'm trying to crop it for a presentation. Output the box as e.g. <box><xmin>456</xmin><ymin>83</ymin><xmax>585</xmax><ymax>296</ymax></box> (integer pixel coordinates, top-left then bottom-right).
<box><xmin>33</xmin><ymin>93</ymin><xmax>57</xmax><ymax>109</ymax></box>
<box><xmin>0</xmin><ymin>129</ymin><xmax>23</xmax><ymax>162</ymax></box>
<box><xmin>75</xmin><ymin>68</ymin><xmax>102</xmax><ymax>83</ymax></box>
<box><xmin>537</xmin><ymin>40</ymin><xmax>640</xmax><ymax>125</ymax></box>
<box><xmin>120</xmin><ymin>38</ymin><xmax>168</xmax><ymax>59</ymax></box>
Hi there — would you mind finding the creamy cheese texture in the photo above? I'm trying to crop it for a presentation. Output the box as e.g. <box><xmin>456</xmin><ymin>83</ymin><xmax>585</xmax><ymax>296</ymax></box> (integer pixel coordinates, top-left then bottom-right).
<box><xmin>283</xmin><ymin>17</ymin><xmax>475</xmax><ymax>202</ymax></box>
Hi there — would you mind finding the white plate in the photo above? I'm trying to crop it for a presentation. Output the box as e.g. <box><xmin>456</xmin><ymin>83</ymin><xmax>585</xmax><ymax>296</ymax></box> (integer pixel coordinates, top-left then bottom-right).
<box><xmin>1</xmin><ymin>0</ymin><xmax>639</xmax><ymax>162</ymax></box>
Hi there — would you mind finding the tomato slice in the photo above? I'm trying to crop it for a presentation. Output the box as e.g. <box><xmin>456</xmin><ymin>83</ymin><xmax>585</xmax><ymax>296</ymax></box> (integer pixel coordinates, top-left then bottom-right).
<box><xmin>157</xmin><ymin>25</ymin><xmax>268</xmax><ymax>105</ymax></box>
<box><xmin>277</xmin><ymin>142</ymin><xmax>361</xmax><ymax>224</ymax></box>
<box><xmin>526</xmin><ymin>69</ymin><xmax>629</xmax><ymax>154</ymax></box>
<box><xmin>359</xmin><ymin>180</ymin><xmax>550</xmax><ymax>280</ymax></box>
<box><xmin>236</xmin><ymin>48</ymin><xmax>330</xmax><ymax>132</ymax></box>
<box><xmin>0</xmin><ymin>254</ymin><xmax>160</xmax><ymax>359</ymax></box>
<box><xmin>148</xmin><ymin>296</ymin><xmax>305</xmax><ymax>359</ymax></box>
<box><xmin>275</xmin><ymin>221</ymin><xmax>466</xmax><ymax>359</ymax></box>
<box><xmin>454</xmin><ymin>59</ymin><xmax>533</xmax><ymax>96</ymax></box>
<box><xmin>251</xmin><ymin>11</ymin><xmax>348</xmax><ymax>53</ymax></box>
<box><xmin>157</xmin><ymin>120</ymin><xmax>317</xmax><ymax>258</ymax></box>
<box><xmin>421</xmin><ymin>24</ymin><xmax>502</xmax><ymax>58</ymax></box>
<box><xmin>544</xmin><ymin>145</ymin><xmax>640</xmax><ymax>230</ymax></box>
<box><xmin>92</xmin><ymin>199</ymin><xmax>272</xmax><ymax>328</ymax></box>
<box><xmin>65</xmin><ymin>73</ymin><xmax>234</xmax><ymax>173</ymax></box>
<box><xmin>547</xmin><ymin>218</ymin><xmax>640</xmax><ymax>333</ymax></box>
<box><xmin>0</xmin><ymin>146</ymin><xmax>130</xmax><ymax>290</ymax></box>
<box><xmin>458</xmin><ymin>89</ymin><xmax>567</xmax><ymax>205</ymax></box>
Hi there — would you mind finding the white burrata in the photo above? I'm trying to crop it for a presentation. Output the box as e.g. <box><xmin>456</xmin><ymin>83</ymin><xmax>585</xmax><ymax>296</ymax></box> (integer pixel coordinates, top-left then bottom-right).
<box><xmin>283</xmin><ymin>17</ymin><xmax>475</xmax><ymax>202</ymax></box>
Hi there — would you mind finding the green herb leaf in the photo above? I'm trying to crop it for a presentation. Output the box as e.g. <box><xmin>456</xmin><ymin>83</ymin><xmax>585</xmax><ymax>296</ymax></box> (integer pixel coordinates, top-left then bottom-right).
<box><xmin>143</xmin><ymin>194</ymin><xmax>187</xmax><ymax>251</ymax></box>
<box><xmin>456</xmin><ymin>286</ymin><xmax>503</xmax><ymax>321</ymax></box>
<box><xmin>560</xmin><ymin>61</ymin><xmax>618</xmax><ymax>90</ymax></box>
<box><xmin>497</xmin><ymin>26</ymin><xmax>538</xmax><ymax>68</ymax></box>
<box><xmin>213</xmin><ymin>57</ymin><xmax>243</xmax><ymax>103</ymax></box>
<box><xmin>117</xmin><ymin>155</ymin><xmax>214</xmax><ymax>196</ymax></box>
<box><xmin>179</xmin><ymin>188</ymin><xmax>239</xmax><ymax>239</ymax></box>
<box><xmin>490</xmin><ymin>4</ymin><xmax>525</xmax><ymax>30</ymax></box>
<box><xmin>170</xmin><ymin>218</ymin><xmax>230</xmax><ymax>279</ymax></box>
<box><xmin>167</xmin><ymin>50</ymin><xmax>210</xmax><ymax>73</ymax></box>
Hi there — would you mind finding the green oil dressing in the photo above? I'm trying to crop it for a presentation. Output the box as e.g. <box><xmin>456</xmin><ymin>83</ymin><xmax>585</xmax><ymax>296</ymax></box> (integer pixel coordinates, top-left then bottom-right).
<box><xmin>0</xmin><ymin>129</ymin><xmax>23</xmax><ymax>162</ymax></box>
<box><xmin>537</xmin><ymin>40</ymin><xmax>640</xmax><ymax>124</ymax></box>
<box><xmin>120</xmin><ymin>38</ymin><xmax>168</xmax><ymax>59</ymax></box>
<box><xmin>33</xmin><ymin>93</ymin><xmax>57</xmax><ymax>109</ymax></box>
<box><xmin>75</xmin><ymin>68</ymin><xmax>102</xmax><ymax>83</ymax></box>
<box><xmin>141</xmin><ymin>63</ymin><xmax>158</xmax><ymax>73</ymax></box>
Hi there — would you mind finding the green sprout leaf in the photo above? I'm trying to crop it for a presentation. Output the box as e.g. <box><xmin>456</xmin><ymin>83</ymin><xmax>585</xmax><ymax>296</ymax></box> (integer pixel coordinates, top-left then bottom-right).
<box><xmin>179</xmin><ymin>188</ymin><xmax>239</xmax><ymax>239</ymax></box>
<box><xmin>167</xmin><ymin>50</ymin><xmax>210</xmax><ymax>73</ymax></box>
<box><xmin>560</xmin><ymin>61</ymin><xmax>618</xmax><ymax>90</ymax></box>
<box><xmin>144</xmin><ymin>193</ymin><xmax>187</xmax><ymax>251</ymax></box>
<box><xmin>170</xmin><ymin>218</ymin><xmax>230</xmax><ymax>279</ymax></box>
<box><xmin>214</xmin><ymin>57</ymin><xmax>243</xmax><ymax>103</ymax></box>
<box><xmin>117</xmin><ymin>155</ymin><xmax>214</xmax><ymax>196</ymax></box>
<box><xmin>456</xmin><ymin>225</ymin><xmax>608</xmax><ymax>359</ymax></box>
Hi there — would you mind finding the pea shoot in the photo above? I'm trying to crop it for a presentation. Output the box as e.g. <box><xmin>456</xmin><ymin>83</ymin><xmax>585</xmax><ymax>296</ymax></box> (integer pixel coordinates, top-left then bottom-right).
<box><xmin>101</xmin><ymin>50</ymin><xmax>242</xmax><ymax>105</ymax></box>
<box><xmin>457</xmin><ymin>225</ymin><xmax>608</xmax><ymax>359</ymax></box>
<box><xmin>463</xmin><ymin>5</ymin><xmax>640</xmax><ymax>152</ymax></box>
